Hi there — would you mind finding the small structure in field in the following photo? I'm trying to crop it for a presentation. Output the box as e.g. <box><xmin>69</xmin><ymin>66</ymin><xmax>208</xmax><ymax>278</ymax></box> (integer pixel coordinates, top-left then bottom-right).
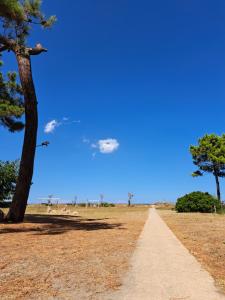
<box><xmin>128</xmin><ymin>192</ymin><xmax>134</xmax><ymax>206</ymax></box>
<box><xmin>38</xmin><ymin>195</ymin><xmax>61</xmax><ymax>206</ymax></box>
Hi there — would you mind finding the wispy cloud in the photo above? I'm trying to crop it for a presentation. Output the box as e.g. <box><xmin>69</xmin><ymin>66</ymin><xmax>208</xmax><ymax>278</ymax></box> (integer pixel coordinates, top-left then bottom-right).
<box><xmin>44</xmin><ymin>120</ymin><xmax>60</xmax><ymax>133</ymax></box>
<box><xmin>62</xmin><ymin>117</ymin><xmax>80</xmax><ymax>124</ymax></box>
<box><xmin>91</xmin><ymin>143</ymin><xmax>97</xmax><ymax>148</ymax></box>
<box><xmin>82</xmin><ymin>137</ymin><xmax>90</xmax><ymax>144</ymax></box>
<box><xmin>44</xmin><ymin>117</ymin><xmax>80</xmax><ymax>134</ymax></box>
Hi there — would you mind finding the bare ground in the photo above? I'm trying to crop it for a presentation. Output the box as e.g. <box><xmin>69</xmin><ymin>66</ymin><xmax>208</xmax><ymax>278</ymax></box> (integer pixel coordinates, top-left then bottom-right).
<box><xmin>159</xmin><ymin>209</ymin><xmax>225</xmax><ymax>293</ymax></box>
<box><xmin>109</xmin><ymin>208</ymin><xmax>224</xmax><ymax>300</ymax></box>
<box><xmin>0</xmin><ymin>205</ymin><xmax>148</xmax><ymax>300</ymax></box>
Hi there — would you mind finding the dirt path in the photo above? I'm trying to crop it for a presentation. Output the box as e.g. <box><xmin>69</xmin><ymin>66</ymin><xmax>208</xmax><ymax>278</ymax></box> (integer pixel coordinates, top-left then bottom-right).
<box><xmin>108</xmin><ymin>207</ymin><xmax>225</xmax><ymax>300</ymax></box>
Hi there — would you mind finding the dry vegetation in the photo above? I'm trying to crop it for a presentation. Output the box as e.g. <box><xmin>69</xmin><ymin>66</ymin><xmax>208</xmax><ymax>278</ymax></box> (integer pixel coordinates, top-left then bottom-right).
<box><xmin>154</xmin><ymin>202</ymin><xmax>175</xmax><ymax>210</ymax></box>
<box><xmin>0</xmin><ymin>205</ymin><xmax>148</xmax><ymax>300</ymax></box>
<box><xmin>159</xmin><ymin>210</ymin><xmax>225</xmax><ymax>292</ymax></box>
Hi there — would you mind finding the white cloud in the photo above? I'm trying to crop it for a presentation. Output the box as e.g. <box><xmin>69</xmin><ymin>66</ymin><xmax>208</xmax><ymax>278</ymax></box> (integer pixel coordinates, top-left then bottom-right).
<box><xmin>98</xmin><ymin>138</ymin><xmax>119</xmax><ymax>154</ymax></box>
<box><xmin>82</xmin><ymin>137</ymin><xmax>120</xmax><ymax>156</ymax></box>
<box><xmin>44</xmin><ymin>120</ymin><xmax>60</xmax><ymax>133</ymax></box>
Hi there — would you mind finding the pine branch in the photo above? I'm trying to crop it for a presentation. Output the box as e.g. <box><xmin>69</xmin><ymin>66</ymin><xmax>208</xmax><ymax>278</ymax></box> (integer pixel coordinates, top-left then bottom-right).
<box><xmin>0</xmin><ymin>35</ymin><xmax>16</xmax><ymax>51</ymax></box>
<box><xmin>28</xmin><ymin>43</ymin><xmax>47</xmax><ymax>55</ymax></box>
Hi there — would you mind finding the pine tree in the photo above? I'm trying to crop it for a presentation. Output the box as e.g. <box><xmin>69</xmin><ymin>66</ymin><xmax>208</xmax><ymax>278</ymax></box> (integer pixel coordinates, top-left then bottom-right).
<box><xmin>0</xmin><ymin>1</ymin><xmax>55</xmax><ymax>222</ymax></box>
<box><xmin>190</xmin><ymin>133</ymin><xmax>225</xmax><ymax>207</ymax></box>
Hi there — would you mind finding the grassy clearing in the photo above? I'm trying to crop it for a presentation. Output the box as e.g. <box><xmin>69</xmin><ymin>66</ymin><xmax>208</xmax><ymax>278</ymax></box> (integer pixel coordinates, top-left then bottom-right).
<box><xmin>0</xmin><ymin>205</ymin><xmax>148</xmax><ymax>300</ymax></box>
<box><xmin>159</xmin><ymin>210</ymin><xmax>225</xmax><ymax>292</ymax></box>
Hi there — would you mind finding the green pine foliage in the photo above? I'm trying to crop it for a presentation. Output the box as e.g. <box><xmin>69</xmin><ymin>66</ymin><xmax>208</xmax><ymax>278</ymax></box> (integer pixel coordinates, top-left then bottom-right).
<box><xmin>0</xmin><ymin>0</ymin><xmax>56</xmax><ymax>45</ymax></box>
<box><xmin>175</xmin><ymin>191</ymin><xmax>220</xmax><ymax>213</ymax></box>
<box><xmin>0</xmin><ymin>56</ymin><xmax>24</xmax><ymax>132</ymax></box>
<box><xmin>0</xmin><ymin>0</ymin><xmax>24</xmax><ymax>22</ymax></box>
<box><xmin>190</xmin><ymin>134</ymin><xmax>225</xmax><ymax>177</ymax></box>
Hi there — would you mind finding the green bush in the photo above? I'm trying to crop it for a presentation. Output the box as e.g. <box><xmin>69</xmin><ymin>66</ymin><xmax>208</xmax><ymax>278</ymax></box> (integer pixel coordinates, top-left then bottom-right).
<box><xmin>0</xmin><ymin>160</ymin><xmax>19</xmax><ymax>202</ymax></box>
<box><xmin>100</xmin><ymin>202</ymin><xmax>115</xmax><ymax>207</ymax></box>
<box><xmin>175</xmin><ymin>191</ymin><xmax>220</xmax><ymax>213</ymax></box>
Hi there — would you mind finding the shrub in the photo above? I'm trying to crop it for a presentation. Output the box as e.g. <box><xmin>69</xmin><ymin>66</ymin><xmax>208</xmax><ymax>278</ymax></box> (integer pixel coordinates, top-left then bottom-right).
<box><xmin>77</xmin><ymin>203</ymin><xmax>86</xmax><ymax>207</ymax></box>
<box><xmin>0</xmin><ymin>160</ymin><xmax>19</xmax><ymax>202</ymax></box>
<box><xmin>217</xmin><ymin>203</ymin><xmax>225</xmax><ymax>214</ymax></box>
<box><xmin>100</xmin><ymin>202</ymin><xmax>115</xmax><ymax>207</ymax></box>
<box><xmin>175</xmin><ymin>191</ymin><xmax>220</xmax><ymax>213</ymax></box>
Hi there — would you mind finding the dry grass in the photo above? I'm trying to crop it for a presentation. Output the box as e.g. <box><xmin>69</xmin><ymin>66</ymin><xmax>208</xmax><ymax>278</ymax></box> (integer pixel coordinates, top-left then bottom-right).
<box><xmin>0</xmin><ymin>205</ymin><xmax>148</xmax><ymax>300</ymax></box>
<box><xmin>159</xmin><ymin>210</ymin><xmax>225</xmax><ymax>292</ymax></box>
<box><xmin>154</xmin><ymin>202</ymin><xmax>175</xmax><ymax>210</ymax></box>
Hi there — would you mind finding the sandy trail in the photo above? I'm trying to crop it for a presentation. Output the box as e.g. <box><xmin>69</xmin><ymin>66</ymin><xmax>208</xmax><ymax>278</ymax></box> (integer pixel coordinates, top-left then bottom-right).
<box><xmin>108</xmin><ymin>207</ymin><xmax>225</xmax><ymax>300</ymax></box>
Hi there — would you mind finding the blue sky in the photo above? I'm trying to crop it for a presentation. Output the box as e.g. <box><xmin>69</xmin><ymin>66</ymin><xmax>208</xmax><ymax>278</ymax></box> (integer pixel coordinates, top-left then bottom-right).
<box><xmin>1</xmin><ymin>0</ymin><xmax>225</xmax><ymax>203</ymax></box>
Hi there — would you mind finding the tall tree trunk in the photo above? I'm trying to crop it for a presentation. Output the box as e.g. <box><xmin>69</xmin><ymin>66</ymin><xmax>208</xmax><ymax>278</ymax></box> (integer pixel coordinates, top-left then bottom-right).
<box><xmin>214</xmin><ymin>173</ymin><xmax>221</xmax><ymax>206</ymax></box>
<box><xmin>6</xmin><ymin>53</ymin><xmax>38</xmax><ymax>222</ymax></box>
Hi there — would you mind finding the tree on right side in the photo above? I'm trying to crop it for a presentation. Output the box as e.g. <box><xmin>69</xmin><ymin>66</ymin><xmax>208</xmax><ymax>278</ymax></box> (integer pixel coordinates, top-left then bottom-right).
<box><xmin>190</xmin><ymin>133</ymin><xmax>225</xmax><ymax>207</ymax></box>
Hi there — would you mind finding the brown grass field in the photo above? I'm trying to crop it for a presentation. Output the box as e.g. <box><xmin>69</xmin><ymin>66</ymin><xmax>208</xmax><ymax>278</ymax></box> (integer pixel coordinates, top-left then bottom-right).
<box><xmin>0</xmin><ymin>205</ymin><xmax>148</xmax><ymax>300</ymax></box>
<box><xmin>158</xmin><ymin>209</ymin><xmax>225</xmax><ymax>292</ymax></box>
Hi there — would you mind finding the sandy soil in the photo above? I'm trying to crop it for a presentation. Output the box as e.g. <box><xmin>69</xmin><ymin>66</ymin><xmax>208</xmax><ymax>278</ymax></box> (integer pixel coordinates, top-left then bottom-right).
<box><xmin>109</xmin><ymin>208</ymin><xmax>225</xmax><ymax>300</ymax></box>
<box><xmin>0</xmin><ymin>205</ymin><xmax>148</xmax><ymax>300</ymax></box>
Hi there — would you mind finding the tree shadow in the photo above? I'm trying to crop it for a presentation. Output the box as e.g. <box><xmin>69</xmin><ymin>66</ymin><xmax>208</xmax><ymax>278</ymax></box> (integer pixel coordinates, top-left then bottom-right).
<box><xmin>0</xmin><ymin>214</ymin><xmax>125</xmax><ymax>235</ymax></box>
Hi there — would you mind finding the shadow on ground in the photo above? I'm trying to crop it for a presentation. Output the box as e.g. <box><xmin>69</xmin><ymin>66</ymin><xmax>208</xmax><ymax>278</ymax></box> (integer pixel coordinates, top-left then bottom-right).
<box><xmin>0</xmin><ymin>214</ymin><xmax>125</xmax><ymax>235</ymax></box>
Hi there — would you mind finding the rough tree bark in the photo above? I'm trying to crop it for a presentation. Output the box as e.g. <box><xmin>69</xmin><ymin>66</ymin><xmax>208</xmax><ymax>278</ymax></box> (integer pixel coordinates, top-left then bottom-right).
<box><xmin>6</xmin><ymin>51</ymin><xmax>38</xmax><ymax>222</ymax></box>
<box><xmin>214</xmin><ymin>172</ymin><xmax>221</xmax><ymax>207</ymax></box>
